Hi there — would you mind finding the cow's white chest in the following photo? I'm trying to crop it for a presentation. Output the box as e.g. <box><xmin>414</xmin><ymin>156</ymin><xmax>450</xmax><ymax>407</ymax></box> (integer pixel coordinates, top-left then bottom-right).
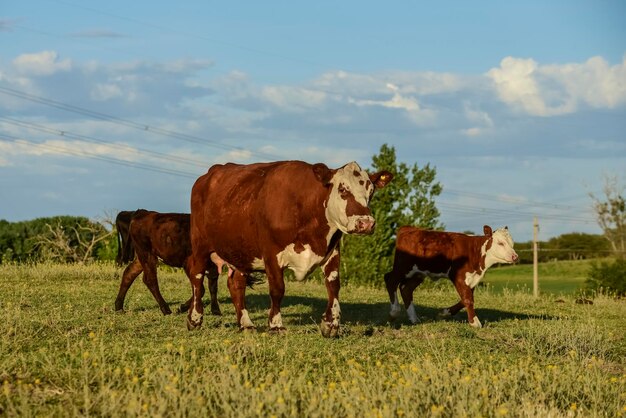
<box><xmin>276</xmin><ymin>244</ymin><xmax>324</xmax><ymax>281</ymax></box>
<box><xmin>464</xmin><ymin>269</ymin><xmax>486</xmax><ymax>289</ymax></box>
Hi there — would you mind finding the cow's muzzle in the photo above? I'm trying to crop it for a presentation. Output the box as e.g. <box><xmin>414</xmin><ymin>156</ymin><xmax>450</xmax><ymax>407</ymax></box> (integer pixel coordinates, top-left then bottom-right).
<box><xmin>351</xmin><ymin>216</ymin><xmax>376</xmax><ymax>235</ymax></box>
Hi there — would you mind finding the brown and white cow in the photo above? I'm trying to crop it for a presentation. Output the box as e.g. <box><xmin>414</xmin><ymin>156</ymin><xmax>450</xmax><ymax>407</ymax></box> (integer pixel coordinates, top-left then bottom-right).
<box><xmin>384</xmin><ymin>225</ymin><xmax>518</xmax><ymax>328</ymax></box>
<box><xmin>114</xmin><ymin>210</ymin><xmax>221</xmax><ymax>316</ymax></box>
<box><xmin>186</xmin><ymin>160</ymin><xmax>392</xmax><ymax>337</ymax></box>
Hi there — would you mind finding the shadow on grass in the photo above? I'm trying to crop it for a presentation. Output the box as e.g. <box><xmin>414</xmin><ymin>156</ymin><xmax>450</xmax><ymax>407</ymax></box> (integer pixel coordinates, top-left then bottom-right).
<box><xmin>160</xmin><ymin>293</ymin><xmax>558</xmax><ymax>330</ymax></box>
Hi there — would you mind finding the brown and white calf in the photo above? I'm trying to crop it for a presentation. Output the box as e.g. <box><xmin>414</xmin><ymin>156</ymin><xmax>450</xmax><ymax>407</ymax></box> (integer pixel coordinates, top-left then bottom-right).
<box><xmin>114</xmin><ymin>210</ymin><xmax>221</xmax><ymax>316</ymax></box>
<box><xmin>187</xmin><ymin>160</ymin><xmax>392</xmax><ymax>337</ymax></box>
<box><xmin>384</xmin><ymin>225</ymin><xmax>518</xmax><ymax>328</ymax></box>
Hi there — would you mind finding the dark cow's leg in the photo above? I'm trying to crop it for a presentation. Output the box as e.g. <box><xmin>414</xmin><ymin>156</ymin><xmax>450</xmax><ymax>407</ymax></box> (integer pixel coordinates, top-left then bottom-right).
<box><xmin>141</xmin><ymin>254</ymin><xmax>171</xmax><ymax>315</ymax></box>
<box><xmin>453</xmin><ymin>279</ymin><xmax>481</xmax><ymax>328</ymax></box>
<box><xmin>115</xmin><ymin>258</ymin><xmax>143</xmax><ymax>311</ymax></box>
<box><xmin>320</xmin><ymin>248</ymin><xmax>341</xmax><ymax>338</ymax></box>
<box><xmin>227</xmin><ymin>270</ymin><xmax>255</xmax><ymax>331</ymax></box>
<box><xmin>399</xmin><ymin>274</ymin><xmax>426</xmax><ymax>324</ymax></box>
<box><xmin>384</xmin><ymin>269</ymin><xmax>403</xmax><ymax>321</ymax></box>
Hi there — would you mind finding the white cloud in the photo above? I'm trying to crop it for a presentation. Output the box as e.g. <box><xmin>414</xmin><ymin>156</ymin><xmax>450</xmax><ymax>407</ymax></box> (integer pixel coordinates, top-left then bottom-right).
<box><xmin>12</xmin><ymin>51</ymin><xmax>72</xmax><ymax>76</ymax></box>
<box><xmin>461</xmin><ymin>103</ymin><xmax>494</xmax><ymax>137</ymax></box>
<box><xmin>488</xmin><ymin>55</ymin><xmax>626</xmax><ymax>116</ymax></box>
<box><xmin>90</xmin><ymin>83</ymin><xmax>124</xmax><ymax>101</ymax></box>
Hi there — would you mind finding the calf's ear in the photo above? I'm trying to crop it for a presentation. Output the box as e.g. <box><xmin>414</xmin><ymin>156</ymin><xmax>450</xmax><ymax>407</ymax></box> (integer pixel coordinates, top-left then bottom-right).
<box><xmin>370</xmin><ymin>170</ymin><xmax>393</xmax><ymax>188</ymax></box>
<box><xmin>312</xmin><ymin>163</ymin><xmax>334</xmax><ymax>186</ymax></box>
<box><xmin>483</xmin><ymin>225</ymin><xmax>493</xmax><ymax>236</ymax></box>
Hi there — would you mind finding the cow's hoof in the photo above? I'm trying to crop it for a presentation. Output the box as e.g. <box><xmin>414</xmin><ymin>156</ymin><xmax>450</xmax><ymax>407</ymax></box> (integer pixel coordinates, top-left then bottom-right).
<box><xmin>186</xmin><ymin>317</ymin><xmax>202</xmax><ymax>331</ymax></box>
<box><xmin>320</xmin><ymin>321</ymin><xmax>339</xmax><ymax>338</ymax></box>
<box><xmin>389</xmin><ymin>305</ymin><xmax>402</xmax><ymax>321</ymax></box>
<box><xmin>161</xmin><ymin>307</ymin><xmax>173</xmax><ymax>316</ymax></box>
<box><xmin>269</xmin><ymin>327</ymin><xmax>287</xmax><ymax>335</ymax></box>
<box><xmin>469</xmin><ymin>317</ymin><xmax>482</xmax><ymax>328</ymax></box>
<box><xmin>210</xmin><ymin>307</ymin><xmax>222</xmax><ymax>316</ymax></box>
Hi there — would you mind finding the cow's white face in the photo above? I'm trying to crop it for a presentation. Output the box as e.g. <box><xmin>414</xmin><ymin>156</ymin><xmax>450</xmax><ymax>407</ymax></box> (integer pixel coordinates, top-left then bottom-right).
<box><xmin>324</xmin><ymin>162</ymin><xmax>391</xmax><ymax>235</ymax></box>
<box><xmin>485</xmin><ymin>227</ymin><xmax>518</xmax><ymax>265</ymax></box>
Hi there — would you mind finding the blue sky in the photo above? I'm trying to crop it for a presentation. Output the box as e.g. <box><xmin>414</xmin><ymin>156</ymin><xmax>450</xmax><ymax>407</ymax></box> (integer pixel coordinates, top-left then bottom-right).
<box><xmin>1</xmin><ymin>0</ymin><xmax>625</xmax><ymax>242</ymax></box>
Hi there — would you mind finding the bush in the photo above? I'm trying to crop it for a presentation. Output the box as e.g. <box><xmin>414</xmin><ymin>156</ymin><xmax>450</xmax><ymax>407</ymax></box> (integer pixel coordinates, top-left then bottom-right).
<box><xmin>585</xmin><ymin>258</ymin><xmax>626</xmax><ymax>296</ymax></box>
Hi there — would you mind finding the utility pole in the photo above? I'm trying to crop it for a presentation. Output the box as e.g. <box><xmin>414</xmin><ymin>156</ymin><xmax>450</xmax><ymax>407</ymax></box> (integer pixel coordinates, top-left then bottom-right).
<box><xmin>533</xmin><ymin>216</ymin><xmax>539</xmax><ymax>298</ymax></box>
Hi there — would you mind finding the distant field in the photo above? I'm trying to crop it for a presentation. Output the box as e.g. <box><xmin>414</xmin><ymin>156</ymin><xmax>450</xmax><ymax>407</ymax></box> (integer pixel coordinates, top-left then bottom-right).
<box><xmin>482</xmin><ymin>259</ymin><xmax>595</xmax><ymax>295</ymax></box>
<box><xmin>1</xmin><ymin>261</ymin><xmax>624</xmax><ymax>417</ymax></box>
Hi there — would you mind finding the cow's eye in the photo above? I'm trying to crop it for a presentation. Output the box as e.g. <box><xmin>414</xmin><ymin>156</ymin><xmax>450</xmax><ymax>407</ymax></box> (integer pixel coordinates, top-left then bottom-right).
<box><xmin>338</xmin><ymin>185</ymin><xmax>348</xmax><ymax>195</ymax></box>
<box><xmin>498</xmin><ymin>242</ymin><xmax>505</xmax><ymax>246</ymax></box>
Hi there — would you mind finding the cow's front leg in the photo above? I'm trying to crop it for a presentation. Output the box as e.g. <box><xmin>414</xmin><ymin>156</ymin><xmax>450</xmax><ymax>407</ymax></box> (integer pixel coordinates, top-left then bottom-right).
<box><xmin>227</xmin><ymin>270</ymin><xmax>255</xmax><ymax>331</ymax></box>
<box><xmin>453</xmin><ymin>280</ymin><xmax>481</xmax><ymax>328</ymax></box>
<box><xmin>320</xmin><ymin>249</ymin><xmax>341</xmax><ymax>338</ymax></box>
<box><xmin>186</xmin><ymin>256</ymin><xmax>207</xmax><ymax>330</ymax></box>
<box><xmin>265</xmin><ymin>260</ymin><xmax>286</xmax><ymax>333</ymax></box>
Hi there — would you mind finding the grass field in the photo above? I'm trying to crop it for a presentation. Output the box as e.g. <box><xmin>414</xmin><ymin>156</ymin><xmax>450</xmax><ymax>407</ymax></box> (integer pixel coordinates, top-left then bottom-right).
<box><xmin>1</xmin><ymin>261</ymin><xmax>625</xmax><ymax>417</ymax></box>
<box><xmin>483</xmin><ymin>259</ymin><xmax>595</xmax><ymax>295</ymax></box>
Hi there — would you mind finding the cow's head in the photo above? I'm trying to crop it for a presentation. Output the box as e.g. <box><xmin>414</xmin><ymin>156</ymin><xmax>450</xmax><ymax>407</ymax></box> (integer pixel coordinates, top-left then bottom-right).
<box><xmin>483</xmin><ymin>225</ymin><xmax>518</xmax><ymax>264</ymax></box>
<box><xmin>314</xmin><ymin>161</ymin><xmax>393</xmax><ymax>235</ymax></box>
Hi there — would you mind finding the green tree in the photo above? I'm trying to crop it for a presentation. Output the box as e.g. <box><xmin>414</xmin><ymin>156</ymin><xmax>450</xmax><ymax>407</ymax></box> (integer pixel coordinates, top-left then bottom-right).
<box><xmin>341</xmin><ymin>144</ymin><xmax>443</xmax><ymax>287</ymax></box>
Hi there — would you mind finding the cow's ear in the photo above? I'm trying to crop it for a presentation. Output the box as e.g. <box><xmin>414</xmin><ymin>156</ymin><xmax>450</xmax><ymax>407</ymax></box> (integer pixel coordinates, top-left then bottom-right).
<box><xmin>312</xmin><ymin>163</ymin><xmax>334</xmax><ymax>186</ymax></box>
<box><xmin>370</xmin><ymin>170</ymin><xmax>393</xmax><ymax>188</ymax></box>
<box><xmin>483</xmin><ymin>225</ymin><xmax>493</xmax><ymax>236</ymax></box>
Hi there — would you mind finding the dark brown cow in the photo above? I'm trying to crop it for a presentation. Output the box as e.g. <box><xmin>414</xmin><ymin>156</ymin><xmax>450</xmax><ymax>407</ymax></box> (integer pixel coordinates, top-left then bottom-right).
<box><xmin>115</xmin><ymin>210</ymin><xmax>136</xmax><ymax>266</ymax></box>
<box><xmin>114</xmin><ymin>209</ymin><xmax>221</xmax><ymax>316</ymax></box>
<box><xmin>384</xmin><ymin>225</ymin><xmax>518</xmax><ymax>327</ymax></box>
<box><xmin>186</xmin><ymin>160</ymin><xmax>392</xmax><ymax>337</ymax></box>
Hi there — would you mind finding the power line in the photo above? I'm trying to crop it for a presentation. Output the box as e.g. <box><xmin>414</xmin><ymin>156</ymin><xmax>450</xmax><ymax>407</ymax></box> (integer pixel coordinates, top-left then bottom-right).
<box><xmin>0</xmin><ymin>133</ymin><xmax>198</xmax><ymax>179</ymax></box>
<box><xmin>0</xmin><ymin>86</ymin><xmax>281</xmax><ymax>161</ymax></box>
<box><xmin>0</xmin><ymin>116</ymin><xmax>211</xmax><ymax>168</ymax></box>
<box><xmin>441</xmin><ymin>188</ymin><xmax>579</xmax><ymax>211</ymax></box>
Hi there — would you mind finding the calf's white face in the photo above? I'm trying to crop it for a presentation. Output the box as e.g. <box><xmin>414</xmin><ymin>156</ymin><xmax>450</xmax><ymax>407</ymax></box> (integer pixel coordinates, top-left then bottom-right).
<box><xmin>324</xmin><ymin>162</ymin><xmax>391</xmax><ymax>235</ymax></box>
<box><xmin>485</xmin><ymin>227</ymin><xmax>518</xmax><ymax>265</ymax></box>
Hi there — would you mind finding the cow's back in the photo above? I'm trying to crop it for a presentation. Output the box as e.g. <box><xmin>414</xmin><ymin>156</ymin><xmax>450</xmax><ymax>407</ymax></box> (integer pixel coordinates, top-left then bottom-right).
<box><xmin>131</xmin><ymin>211</ymin><xmax>191</xmax><ymax>267</ymax></box>
<box><xmin>394</xmin><ymin>226</ymin><xmax>485</xmax><ymax>275</ymax></box>
<box><xmin>191</xmin><ymin>161</ymin><xmax>328</xmax><ymax>270</ymax></box>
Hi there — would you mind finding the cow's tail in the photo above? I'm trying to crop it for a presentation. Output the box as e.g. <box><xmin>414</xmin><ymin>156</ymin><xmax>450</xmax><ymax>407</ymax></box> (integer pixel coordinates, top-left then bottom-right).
<box><xmin>120</xmin><ymin>232</ymin><xmax>135</xmax><ymax>264</ymax></box>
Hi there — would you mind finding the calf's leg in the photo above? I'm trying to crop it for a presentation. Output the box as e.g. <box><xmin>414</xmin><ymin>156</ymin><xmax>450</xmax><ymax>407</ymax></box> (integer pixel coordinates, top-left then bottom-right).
<box><xmin>399</xmin><ymin>274</ymin><xmax>425</xmax><ymax>324</ymax></box>
<box><xmin>115</xmin><ymin>258</ymin><xmax>143</xmax><ymax>311</ymax></box>
<box><xmin>384</xmin><ymin>270</ymin><xmax>403</xmax><ymax>320</ymax></box>
<box><xmin>453</xmin><ymin>279</ymin><xmax>481</xmax><ymax>328</ymax></box>
<box><xmin>141</xmin><ymin>255</ymin><xmax>171</xmax><ymax>315</ymax></box>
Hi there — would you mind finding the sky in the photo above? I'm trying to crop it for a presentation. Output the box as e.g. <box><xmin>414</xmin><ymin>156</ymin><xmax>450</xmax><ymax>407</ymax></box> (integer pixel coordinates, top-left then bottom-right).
<box><xmin>0</xmin><ymin>0</ymin><xmax>625</xmax><ymax>242</ymax></box>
